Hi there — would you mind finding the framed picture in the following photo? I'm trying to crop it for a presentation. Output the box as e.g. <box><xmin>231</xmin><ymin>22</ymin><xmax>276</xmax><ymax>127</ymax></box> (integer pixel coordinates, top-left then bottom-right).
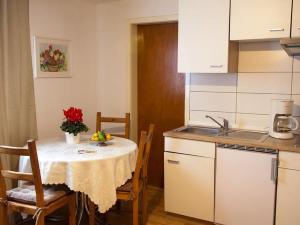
<box><xmin>33</xmin><ymin>36</ymin><xmax>71</xmax><ymax>78</ymax></box>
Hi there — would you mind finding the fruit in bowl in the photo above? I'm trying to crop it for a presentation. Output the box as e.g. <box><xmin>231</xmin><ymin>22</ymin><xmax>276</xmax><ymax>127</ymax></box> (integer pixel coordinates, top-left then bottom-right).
<box><xmin>91</xmin><ymin>130</ymin><xmax>112</xmax><ymax>145</ymax></box>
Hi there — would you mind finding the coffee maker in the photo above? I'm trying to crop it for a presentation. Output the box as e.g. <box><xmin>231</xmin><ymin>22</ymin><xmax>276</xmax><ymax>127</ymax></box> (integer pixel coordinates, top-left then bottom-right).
<box><xmin>269</xmin><ymin>99</ymin><xmax>299</xmax><ymax>139</ymax></box>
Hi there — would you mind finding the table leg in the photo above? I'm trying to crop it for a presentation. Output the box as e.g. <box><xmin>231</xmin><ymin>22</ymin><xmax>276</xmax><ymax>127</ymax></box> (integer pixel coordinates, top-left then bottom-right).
<box><xmin>77</xmin><ymin>193</ymin><xmax>85</xmax><ymax>225</ymax></box>
<box><xmin>88</xmin><ymin>199</ymin><xmax>95</xmax><ymax>225</ymax></box>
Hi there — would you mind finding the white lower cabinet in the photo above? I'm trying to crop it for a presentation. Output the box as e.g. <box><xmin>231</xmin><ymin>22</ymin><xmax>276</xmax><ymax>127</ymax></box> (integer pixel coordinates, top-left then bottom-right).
<box><xmin>164</xmin><ymin>138</ymin><xmax>215</xmax><ymax>222</ymax></box>
<box><xmin>276</xmin><ymin>152</ymin><xmax>300</xmax><ymax>225</ymax></box>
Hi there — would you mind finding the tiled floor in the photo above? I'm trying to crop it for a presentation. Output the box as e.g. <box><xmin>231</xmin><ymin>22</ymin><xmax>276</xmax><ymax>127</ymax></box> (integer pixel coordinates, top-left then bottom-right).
<box><xmin>18</xmin><ymin>186</ymin><xmax>212</xmax><ymax>225</ymax></box>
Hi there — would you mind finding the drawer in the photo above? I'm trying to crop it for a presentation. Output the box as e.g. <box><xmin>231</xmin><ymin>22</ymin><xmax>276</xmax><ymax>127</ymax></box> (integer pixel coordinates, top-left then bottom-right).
<box><xmin>279</xmin><ymin>151</ymin><xmax>300</xmax><ymax>171</ymax></box>
<box><xmin>164</xmin><ymin>137</ymin><xmax>215</xmax><ymax>158</ymax></box>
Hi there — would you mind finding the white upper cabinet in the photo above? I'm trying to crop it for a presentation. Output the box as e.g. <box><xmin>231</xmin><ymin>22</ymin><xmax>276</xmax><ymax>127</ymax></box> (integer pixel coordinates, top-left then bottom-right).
<box><xmin>178</xmin><ymin>0</ymin><xmax>238</xmax><ymax>73</ymax></box>
<box><xmin>292</xmin><ymin>0</ymin><xmax>300</xmax><ymax>37</ymax></box>
<box><xmin>230</xmin><ymin>0</ymin><xmax>292</xmax><ymax>40</ymax></box>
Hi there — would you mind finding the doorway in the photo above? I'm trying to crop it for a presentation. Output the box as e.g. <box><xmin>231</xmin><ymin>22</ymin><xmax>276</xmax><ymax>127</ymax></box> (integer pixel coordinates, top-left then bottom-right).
<box><xmin>137</xmin><ymin>22</ymin><xmax>185</xmax><ymax>188</ymax></box>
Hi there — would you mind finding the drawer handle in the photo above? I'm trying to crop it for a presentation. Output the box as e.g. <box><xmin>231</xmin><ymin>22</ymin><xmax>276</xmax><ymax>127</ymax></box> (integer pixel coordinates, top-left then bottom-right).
<box><xmin>210</xmin><ymin>65</ymin><xmax>224</xmax><ymax>68</ymax></box>
<box><xmin>167</xmin><ymin>160</ymin><xmax>180</xmax><ymax>164</ymax></box>
<box><xmin>268</xmin><ymin>28</ymin><xmax>284</xmax><ymax>32</ymax></box>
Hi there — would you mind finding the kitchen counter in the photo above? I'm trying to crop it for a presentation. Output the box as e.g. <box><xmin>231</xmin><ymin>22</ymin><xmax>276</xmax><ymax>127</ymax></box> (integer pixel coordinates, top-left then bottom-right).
<box><xmin>163</xmin><ymin>126</ymin><xmax>300</xmax><ymax>153</ymax></box>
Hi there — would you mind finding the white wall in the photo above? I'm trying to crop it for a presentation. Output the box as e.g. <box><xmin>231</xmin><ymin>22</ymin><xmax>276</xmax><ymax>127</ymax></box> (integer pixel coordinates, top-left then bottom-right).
<box><xmin>95</xmin><ymin>0</ymin><xmax>178</xmax><ymax>115</ymax></box>
<box><xmin>188</xmin><ymin>41</ymin><xmax>300</xmax><ymax>133</ymax></box>
<box><xmin>30</xmin><ymin>0</ymin><xmax>98</xmax><ymax>138</ymax></box>
<box><xmin>95</xmin><ymin>0</ymin><xmax>178</xmax><ymax>140</ymax></box>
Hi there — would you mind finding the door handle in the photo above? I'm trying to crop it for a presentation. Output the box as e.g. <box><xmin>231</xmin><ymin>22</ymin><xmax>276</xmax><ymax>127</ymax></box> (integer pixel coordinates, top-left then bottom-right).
<box><xmin>268</xmin><ymin>28</ymin><xmax>284</xmax><ymax>32</ymax></box>
<box><xmin>167</xmin><ymin>159</ymin><xmax>180</xmax><ymax>164</ymax></box>
<box><xmin>271</xmin><ymin>158</ymin><xmax>278</xmax><ymax>182</ymax></box>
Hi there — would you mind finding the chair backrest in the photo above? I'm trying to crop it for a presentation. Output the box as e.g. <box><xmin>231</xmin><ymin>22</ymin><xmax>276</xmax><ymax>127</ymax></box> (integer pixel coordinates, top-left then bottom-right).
<box><xmin>96</xmin><ymin>112</ymin><xmax>130</xmax><ymax>139</ymax></box>
<box><xmin>142</xmin><ymin>124</ymin><xmax>155</xmax><ymax>180</ymax></box>
<box><xmin>132</xmin><ymin>124</ymin><xmax>155</xmax><ymax>191</ymax></box>
<box><xmin>0</xmin><ymin>140</ymin><xmax>44</xmax><ymax>207</ymax></box>
<box><xmin>132</xmin><ymin>131</ymin><xmax>147</xmax><ymax>191</ymax></box>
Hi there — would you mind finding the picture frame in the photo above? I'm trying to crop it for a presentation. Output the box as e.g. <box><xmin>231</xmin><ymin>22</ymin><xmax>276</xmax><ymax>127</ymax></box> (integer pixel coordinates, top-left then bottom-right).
<box><xmin>33</xmin><ymin>36</ymin><xmax>71</xmax><ymax>78</ymax></box>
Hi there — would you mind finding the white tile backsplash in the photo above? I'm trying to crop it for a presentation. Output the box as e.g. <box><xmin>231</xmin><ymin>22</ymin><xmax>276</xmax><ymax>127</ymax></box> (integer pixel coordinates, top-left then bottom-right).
<box><xmin>294</xmin><ymin>56</ymin><xmax>300</xmax><ymax>72</ymax></box>
<box><xmin>292</xmin><ymin>73</ymin><xmax>300</xmax><ymax>94</ymax></box>
<box><xmin>188</xmin><ymin>41</ymin><xmax>299</xmax><ymax>131</ymax></box>
<box><xmin>190</xmin><ymin>73</ymin><xmax>237</xmax><ymax>92</ymax></box>
<box><xmin>236</xmin><ymin>113</ymin><xmax>270</xmax><ymax>131</ymax></box>
<box><xmin>293</xmin><ymin>95</ymin><xmax>300</xmax><ymax>116</ymax></box>
<box><xmin>239</xmin><ymin>41</ymin><xmax>293</xmax><ymax>73</ymax></box>
<box><xmin>190</xmin><ymin>111</ymin><xmax>236</xmax><ymax>127</ymax></box>
<box><xmin>237</xmin><ymin>93</ymin><xmax>291</xmax><ymax>115</ymax></box>
<box><xmin>237</xmin><ymin>73</ymin><xmax>292</xmax><ymax>94</ymax></box>
<box><xmin>190</xmin><ymin>92</ymin><xmax>236</xmax><ymax>112</ymax></box>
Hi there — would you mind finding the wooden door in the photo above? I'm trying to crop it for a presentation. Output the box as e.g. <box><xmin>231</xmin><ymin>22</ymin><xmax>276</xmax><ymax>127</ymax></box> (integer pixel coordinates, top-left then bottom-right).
<box><xmin>137</xmin><ymin>23</ymin><xmax>185</xmax><ymax>188</ymax></box>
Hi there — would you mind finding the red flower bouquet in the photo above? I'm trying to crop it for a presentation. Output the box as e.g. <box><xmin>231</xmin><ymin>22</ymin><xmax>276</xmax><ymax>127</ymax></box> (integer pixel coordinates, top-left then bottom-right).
<box><xmin>60</xmin><ymin>107</ymin><xmax>88</xmax><ymax>136</ymax></box>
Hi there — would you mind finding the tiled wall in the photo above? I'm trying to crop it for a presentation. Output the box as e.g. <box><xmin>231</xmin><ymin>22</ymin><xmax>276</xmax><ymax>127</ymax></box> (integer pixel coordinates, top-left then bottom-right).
<box><xmin>188</xmin><ymin>41</ymin><xmax>300</xmax><ymax>133</ymax></box>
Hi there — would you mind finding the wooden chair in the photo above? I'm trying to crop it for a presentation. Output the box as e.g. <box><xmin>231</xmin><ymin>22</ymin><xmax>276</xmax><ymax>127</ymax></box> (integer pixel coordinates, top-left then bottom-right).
<box><xmin>0</xmin><ymin>140</ymin><xmax>76</xmax><ymax>225</ymax></box>
<box><xmin>96</xmin><ymin>112</ymin><xmax>130</xmax><ymax>139</ymax></box>
<box><xmin>116</xmin><ymin>124</ymin><xmax>155</xmax><ymax>225</ymax></box>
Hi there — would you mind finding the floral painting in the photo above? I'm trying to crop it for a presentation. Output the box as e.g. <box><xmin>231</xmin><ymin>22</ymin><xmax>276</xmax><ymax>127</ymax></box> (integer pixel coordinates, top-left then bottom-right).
<box><xmin>34</xmin><ymin>37</ymin><xmax>71</xmax><ymax>78</ymax></box>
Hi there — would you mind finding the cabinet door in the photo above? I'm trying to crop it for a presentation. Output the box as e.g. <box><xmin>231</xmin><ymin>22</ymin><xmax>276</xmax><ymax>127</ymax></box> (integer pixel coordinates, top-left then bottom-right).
<box><xmin>230</xmin><ymin>0</ymin><xmax>292</xmax><ymax>40</ymax></box>
<box><xmin>292</xmin><ymin>0</ymin><xmax>300</xmax><ymax>37</ymax></box>
<box><xmin>164</xmin><ymin>152</ymin><xmax>215</xmax><ymax>221</ymax></box>
<box><xmin>178</xmin><ymin>0</ymin><xmax>230</xmax><ymax>73</ymax></box>
<box><xmin>276</xmin><ymin>168</ymin><xmax>300</xmax><ymax>225</ymax></box>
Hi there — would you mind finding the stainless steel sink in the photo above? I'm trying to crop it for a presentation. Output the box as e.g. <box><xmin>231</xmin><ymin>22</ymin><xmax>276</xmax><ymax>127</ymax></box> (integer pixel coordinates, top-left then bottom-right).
<box><xmin>176</xmin><ymin>126</ymin><xmax>223</xmax><ymax>136</ymax></box>
<box><xmin>220</xmin><ymin>130</ymin><xmax>269</xmax><ymax>141</ymax></box>
<box><xmin>176</xmin><ymin>126</ymin><xmax>269</xmax><ymax>142</ymax></box>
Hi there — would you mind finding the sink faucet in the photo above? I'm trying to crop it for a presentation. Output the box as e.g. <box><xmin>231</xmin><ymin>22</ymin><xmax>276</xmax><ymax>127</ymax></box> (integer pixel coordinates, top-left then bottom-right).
<box><xmin>205</xmin><ymin>115</ymin><xmax>229</xmax><ymax>132</ymax></box>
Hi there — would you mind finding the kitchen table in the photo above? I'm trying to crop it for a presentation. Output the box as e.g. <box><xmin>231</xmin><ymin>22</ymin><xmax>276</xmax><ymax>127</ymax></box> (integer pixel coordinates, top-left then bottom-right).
<box><xmin>19</xmin><ymin>135</ymin><xmax>137</xmax><ymax>215</ymax></box>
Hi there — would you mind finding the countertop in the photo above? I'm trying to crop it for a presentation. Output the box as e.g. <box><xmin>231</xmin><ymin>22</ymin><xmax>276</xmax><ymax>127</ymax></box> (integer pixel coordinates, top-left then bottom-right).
<box><xmin>163</xmin><ymin>126</ymin><xmax>300</xmax><ymax>153</ymax></box>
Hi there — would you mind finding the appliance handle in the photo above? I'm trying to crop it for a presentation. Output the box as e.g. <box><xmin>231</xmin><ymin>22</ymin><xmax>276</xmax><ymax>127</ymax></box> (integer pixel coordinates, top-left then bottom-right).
<box><xmin>290</xmin><ymin>117</ymin><xmax>299</xmax><ymax>130</ymax></box>
<box><xmin>271</xmin><ymin>158</ymin><xmax>278</xmax><ymax>182</ymax></box>
<box><xmin>167</xmin><ymin>159</ymin><xmax>180</xmax><ymax>164</ymax></box>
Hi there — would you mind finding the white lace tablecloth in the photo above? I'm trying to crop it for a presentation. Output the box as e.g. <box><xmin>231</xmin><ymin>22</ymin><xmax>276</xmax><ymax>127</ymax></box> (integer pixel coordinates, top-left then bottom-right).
<box><xmin>19</xmin><ymin>135</ymin><xmax>137</xmax><ymax>213</ymax></box>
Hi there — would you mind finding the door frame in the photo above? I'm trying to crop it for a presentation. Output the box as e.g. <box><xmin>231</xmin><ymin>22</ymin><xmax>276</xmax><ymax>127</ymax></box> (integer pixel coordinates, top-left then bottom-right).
<box><xmin>128</xmin><ymin>15</ymin><xmax>190</xmax><ymax>141</ymax></box>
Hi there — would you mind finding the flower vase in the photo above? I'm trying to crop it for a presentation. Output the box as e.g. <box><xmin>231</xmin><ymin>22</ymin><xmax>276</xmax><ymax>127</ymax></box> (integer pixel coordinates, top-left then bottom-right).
<box><xmin>65</xmin><ymin>132</ymin><xmax>80</xmax><ymax>144</ymax></box>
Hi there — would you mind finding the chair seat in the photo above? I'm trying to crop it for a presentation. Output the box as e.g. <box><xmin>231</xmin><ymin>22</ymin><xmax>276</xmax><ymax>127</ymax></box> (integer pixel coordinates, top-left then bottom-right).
<box><xmin>7</xmin><ymin>183</ymin><xmax>70</xmax><ymax>206</ymax></box>
<box><xmin>117</xmin><ymin>179</ymin><xmax>133</xmax><ymax>192</ymax></box>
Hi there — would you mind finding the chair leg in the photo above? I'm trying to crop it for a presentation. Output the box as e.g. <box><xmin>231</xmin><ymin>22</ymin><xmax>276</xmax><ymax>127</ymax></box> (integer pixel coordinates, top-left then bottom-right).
<box><xmin>36</xmin><ymin>213</ymin><xmax>45</xmax><ymax>225</ymax></box>
<box><xmin>142</xmin><ymin>187</ymin><xmax>148</xmax><ymax>225</ymax></box>
<box><xmin>88</xmin><ymin>198</ymin><xmax>95</xmax><ymax>225</ymax></box>
<box><xmin>69</xmin><ymin>194</ymin><xmax>76</xmax><ymax>225</ymax></box>
<box><xmin>133</xmin><ymin>196</ymin><xmax>139</xmax><ymax>225</ymax></box>
<box><xmin>115</xmin><ymin>199</ymin><xmax>121</xmax><ymax>211</ymax></box>
<box><xmin>0</xmin><ymin>204</ymin><xmax>8</xmax><ymax>225</ymax></box>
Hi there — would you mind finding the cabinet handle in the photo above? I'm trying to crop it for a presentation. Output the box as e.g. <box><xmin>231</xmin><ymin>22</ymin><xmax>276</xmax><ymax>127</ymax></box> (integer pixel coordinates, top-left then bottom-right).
<box><xmin>268</xmin><ymin>28</ymin><xmax>284</xmax><ymax>32</ymax></box>
<box><xmin>167</xmin><ymin>159</ymin><xmax>180</xmax><ymax>164</ymax></box>
<box><xmin>271</xmin><ymin>158</ymin><xmax>278</xmax><ymax>182</ymax></box>
<box><xmin>210</xmin><ymin>65</ymin><xmax>224</xmax><ymax>68</ymax></box>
